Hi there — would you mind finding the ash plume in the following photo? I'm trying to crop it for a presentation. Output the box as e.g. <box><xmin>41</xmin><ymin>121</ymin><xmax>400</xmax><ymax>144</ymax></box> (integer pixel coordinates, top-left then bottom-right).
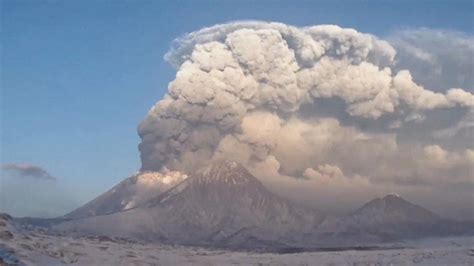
<box><xmin>137</xmin><ymin>21</ymin><xmax>474</xmax><ymax>218</ymax></box>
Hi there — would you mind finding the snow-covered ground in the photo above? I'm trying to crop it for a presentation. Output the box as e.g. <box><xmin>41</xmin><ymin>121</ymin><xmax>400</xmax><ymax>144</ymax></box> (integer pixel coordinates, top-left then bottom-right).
<box><xmin>2</xmin><ymin>218</ymin><xmax>473</xmax><ymax>266</ymax></box>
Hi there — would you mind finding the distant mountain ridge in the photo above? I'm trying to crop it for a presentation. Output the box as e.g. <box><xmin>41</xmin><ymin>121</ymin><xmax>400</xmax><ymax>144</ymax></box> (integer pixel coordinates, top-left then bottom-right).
<box><xmin>50</xmin><ymin>160</ymin><xmax>474</xmax><ymax>250</ymax></box>
<box><xmin>350</xmin><ymin>193</ymin><xmax>440</xmax><ymax>225</ymax></box>
<box><xmin>315</xmin><ymin>193</ymin><xmax>456</xmax><ymax>245</ymax></box>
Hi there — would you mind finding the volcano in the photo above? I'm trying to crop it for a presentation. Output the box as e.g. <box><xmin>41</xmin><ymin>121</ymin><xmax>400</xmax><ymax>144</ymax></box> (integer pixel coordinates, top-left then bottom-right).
<box><xmin>55</xmin><ymin>161</ymin><xmax>474</xmax><ymax>250</ymax></box>
<box><xmin>57</xmin><ymin>160</ymin><xmax>325</xmax><ymax>250</ymax></box>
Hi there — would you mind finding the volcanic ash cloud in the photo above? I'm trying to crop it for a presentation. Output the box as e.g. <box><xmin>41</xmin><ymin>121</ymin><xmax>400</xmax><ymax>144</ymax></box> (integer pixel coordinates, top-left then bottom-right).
<box><xmin>136</xmin><ymin>21</ymin><xmax>474</xmax><ymax>218</ymax></box>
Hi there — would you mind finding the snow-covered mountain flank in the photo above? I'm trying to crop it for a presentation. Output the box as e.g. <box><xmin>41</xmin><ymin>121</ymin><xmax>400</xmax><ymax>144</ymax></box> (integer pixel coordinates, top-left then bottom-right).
<box><xmin>56</xmin><ymin>160</ymin><xmax>325</xmax><ymax>250</ymax></box>
<box><xmin>51</xmin><ymin>160</ymin><xmax>473</xmax><ymax>251</ymax></box>
<box><xmin>65</xmin><ymin>170</ymin><xmax>186</xmax><ymax>219</ymax></box>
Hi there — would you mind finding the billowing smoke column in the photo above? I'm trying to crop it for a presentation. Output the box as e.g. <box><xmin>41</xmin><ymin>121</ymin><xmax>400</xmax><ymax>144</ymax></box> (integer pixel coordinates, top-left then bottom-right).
<box><xmin>138</xmin><ymin>21</ymin><xmax>473</xmax><ymax>180</ymax></box>
<box><xmin>137</xmin><ymin>21</ymin><xmax>474</xmax><ymax>218</ymax></box>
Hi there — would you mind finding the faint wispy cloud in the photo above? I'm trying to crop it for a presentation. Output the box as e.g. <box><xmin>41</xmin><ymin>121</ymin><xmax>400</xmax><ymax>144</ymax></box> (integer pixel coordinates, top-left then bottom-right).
<box><xmin>1</xmin><ymin>163</ymin><xmax>56</xmax><ymax>181</ymax></box>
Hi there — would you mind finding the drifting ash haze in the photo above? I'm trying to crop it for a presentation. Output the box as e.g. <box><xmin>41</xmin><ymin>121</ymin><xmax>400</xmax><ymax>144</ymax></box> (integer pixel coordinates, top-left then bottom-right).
<box><xmin>138</xmin><ymin>21</ymin><xmax>474</xmax><ymax>219</ymax></box>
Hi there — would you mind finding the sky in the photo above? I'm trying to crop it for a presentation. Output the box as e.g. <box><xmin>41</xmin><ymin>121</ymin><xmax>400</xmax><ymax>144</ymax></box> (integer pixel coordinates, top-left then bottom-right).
<box><xmin>1</xmin><ymin>0</ymin><xmax>473</xmax><ymax>217</ymax></box>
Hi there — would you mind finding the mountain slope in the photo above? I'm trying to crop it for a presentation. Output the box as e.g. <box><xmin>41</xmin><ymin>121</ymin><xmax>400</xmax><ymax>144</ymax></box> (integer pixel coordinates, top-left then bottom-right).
<box><xmin>57</xmin><ymin>164</ymin><xmax>473</xmax><ymax>250</ymax></box>
<box><xmin>56</xmin><ymin>160</ymin><xmax>325</xmax><ymax>250</ymax></box>
<box><xmin>349</xmin><ymin>193</ymin><xmax>440</xmax><ymax>226</ymax></box>
<box><xmin>317</xmin><ymin>194</ymin><xmax>472</xmax><ymax>244</ymax></box>
<box><xmin>344</xmin><ymin>194</ymin><xmax>441</xmax><ymax>241</ymax></box>
<box><xmin>65</xmin><ymin>171</ymin><xmax>186</xmax><ymax>219</ymax></box>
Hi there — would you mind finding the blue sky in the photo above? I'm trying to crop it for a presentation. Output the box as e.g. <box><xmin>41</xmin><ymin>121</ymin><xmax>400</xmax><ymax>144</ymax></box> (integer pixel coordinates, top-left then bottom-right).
<box><xmin>1</xmin><ymin>0</ymin><xmax>473</xmax><ymax>207</ymax></box>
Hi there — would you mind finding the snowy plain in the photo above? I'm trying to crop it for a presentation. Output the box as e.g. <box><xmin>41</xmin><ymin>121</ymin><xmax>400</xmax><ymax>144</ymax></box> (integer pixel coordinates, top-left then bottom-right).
<box><xmin>2</xmin><ymin>224</ymin><xmax>473</xmax><ymax>266</ymax></box>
